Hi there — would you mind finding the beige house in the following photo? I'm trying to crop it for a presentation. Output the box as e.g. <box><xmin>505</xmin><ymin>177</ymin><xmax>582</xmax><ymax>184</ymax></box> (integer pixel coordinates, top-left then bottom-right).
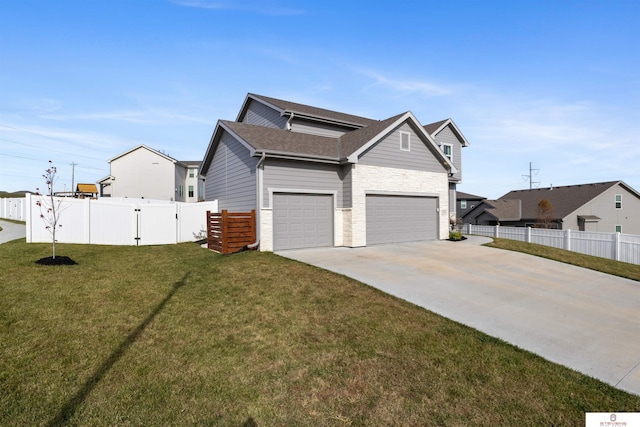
<box><xmin>462</xmin><ymin>181</ymin><xmax>640</xmax><ymax>234</ymax></box>
<box><xmin>98</xmin><ymin>145</ymin><xmax>203</xmax><ymax>202</ymax></box>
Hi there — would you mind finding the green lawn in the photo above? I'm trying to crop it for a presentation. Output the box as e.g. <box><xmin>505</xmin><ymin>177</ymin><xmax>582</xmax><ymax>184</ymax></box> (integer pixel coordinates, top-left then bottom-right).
<box><xmin>485</xmin><ymin>238</ymin><xmax>640</xmax><ymax>282</ymax></box>
<box><xmin>1</xmin><ymin>239</ymin><xmax>638</xmax><ymax>426</ymax></box>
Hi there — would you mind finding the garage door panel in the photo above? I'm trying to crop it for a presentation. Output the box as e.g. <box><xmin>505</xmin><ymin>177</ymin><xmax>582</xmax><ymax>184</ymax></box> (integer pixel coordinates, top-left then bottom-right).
<box><xmin>274</xmin><ymin>193</ymin><xmax>333</xmax><ymax>250</ymax></box>
<box><xmin>366</xmin><ymin>195</ymin><xmax>436</xmax><ymax>245</ymax></box>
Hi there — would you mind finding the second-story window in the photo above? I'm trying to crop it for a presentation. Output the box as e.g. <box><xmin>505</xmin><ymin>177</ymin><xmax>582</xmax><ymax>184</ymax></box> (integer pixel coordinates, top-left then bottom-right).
<box><xmin>188</xmin><ymin>185</ymin><xmax>194</xmax><ymax>198</ymax></box>
<box><xmin>615</xmin><ymin>194</ymin><xmax>622</xmax><ymax>209</ymax></box>
<box><xmin>189</xmin><ymin>168</ymin><xmax>195</xmax><ymax>178</ymax></box>
<box><xmin>461</xmin><ymin>200</ymin><xmax>467</xmax><ymax>209</ymax></box>
<box><xmin>442</xmin><ymin>144</ymin><xmax>453</xmax><ymax>161</ymax></box>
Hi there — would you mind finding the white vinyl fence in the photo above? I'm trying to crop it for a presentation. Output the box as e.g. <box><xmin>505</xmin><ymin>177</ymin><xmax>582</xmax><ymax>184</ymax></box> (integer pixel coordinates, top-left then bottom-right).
<box><xmin>0</xmin><ymin>197</ymin><xmax>27</xmax><ymax>221</ymax></box>
<box><xmin>463</xmin><ymin>224</ymin><xmax>640</xmax><ymax>265</ymax></box>
<box><xmin>24</xmin><ymin>194</ymin><xmax>218</xmax><ymax>246</ymax></box>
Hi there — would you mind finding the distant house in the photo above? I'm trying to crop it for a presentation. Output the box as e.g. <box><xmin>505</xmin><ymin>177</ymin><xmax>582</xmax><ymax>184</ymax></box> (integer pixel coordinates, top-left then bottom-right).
<box><xmin>455</xmin><ymin>191</ymin><xmax>486</xmax><ymax>219</ymax></box>
<box><xmin>98</xmin><ymin>145</ymin><xmax>203</xmax><ymax>202</ymax></box>
<box><xmin>200</xmin><ymin>93</ymin><xmax>470</xmax><ymax>251</ymax></box>
<box><xmin>462</xmin><ymin>181</ymin><xmax>640</xmax><ymax>234</ymax></box>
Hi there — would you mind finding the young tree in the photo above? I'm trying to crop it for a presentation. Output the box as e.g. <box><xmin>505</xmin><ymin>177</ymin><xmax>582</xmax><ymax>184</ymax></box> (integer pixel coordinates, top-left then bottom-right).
<box><xmin>535</xmin><ymin>198</ymin><xmax>555</xmax><ymax>229</ymax></box>
<box><xmin>35</xmin><ymin>161</ymin><xmax>64</xmax><ymax>259</ymax></box>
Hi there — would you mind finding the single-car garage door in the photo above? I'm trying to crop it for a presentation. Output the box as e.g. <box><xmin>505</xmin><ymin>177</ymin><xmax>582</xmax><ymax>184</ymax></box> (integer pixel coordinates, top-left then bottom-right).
<box><xmin>273</xmin><ymin>193</ymin><xmax>333</xmax><ymax>250</ymax></box>
<box><xmin>366</xmin><ymin>195</ymin><xmax>437</xmax><ymax>245</ymax></box>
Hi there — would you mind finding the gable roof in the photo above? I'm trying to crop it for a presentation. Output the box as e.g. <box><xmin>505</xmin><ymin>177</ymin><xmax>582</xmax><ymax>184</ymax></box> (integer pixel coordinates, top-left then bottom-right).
<box><xmin>237</xmin><ymin>93</ymin><xmax>378</xmax><ymax>128</ymax></box>
<box><xmin>461</xmin><ymin>199</ymin><xmax>522</xmax><ymax>221</ymax></box>
<box><xmin>456</xmin><ymin>191</ymin><xmax>486</xmax><ymax>200</ymax></box>
<box><xmin>424</xmin><ymin>118</ymin><xmax>470</xmax><ymax>147</ymax></box>
<box><xmin>201</xmin><ymin>112</ymin><xmax>457</xmax><ymax>174</ymax></box>
<box><xmin>108</xmin><ymin>144</ymin><xmax>178</xmax><ymax>164</ymax></box>
<box><xmin>498</xmin><ymin>181</ymin><xmax>630</xmax><ymax>220</ymax></box>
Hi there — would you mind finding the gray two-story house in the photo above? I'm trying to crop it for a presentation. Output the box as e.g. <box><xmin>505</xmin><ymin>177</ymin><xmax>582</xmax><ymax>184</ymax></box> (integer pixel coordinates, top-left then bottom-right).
<box><xmin>200</xmin><ymin>93</ymin><xmax>469</xmax><ymax>250</ymax></box>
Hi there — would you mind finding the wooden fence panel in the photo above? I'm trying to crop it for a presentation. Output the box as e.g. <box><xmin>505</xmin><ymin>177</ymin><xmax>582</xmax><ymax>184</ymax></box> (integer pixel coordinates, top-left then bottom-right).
<box><xmin>207</xmin><ymin>210</ymin><xmax>256</xmax><ymax>254</ymax></box>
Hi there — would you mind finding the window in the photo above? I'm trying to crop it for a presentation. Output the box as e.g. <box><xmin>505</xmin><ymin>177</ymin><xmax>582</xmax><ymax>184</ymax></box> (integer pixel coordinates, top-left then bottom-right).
<box><xmin>461</xmin><ymin>200</ymin><xmax>467</xmax><ymax>209</ymax></box>
<box><xmin>178</xmin><ymin>185</ymin><xmax>184</xmax><ymax>197</ymax></box>
<box><xmin>616</xmin><ymin>225</ymin><xmax>622</xmax><ymax>233</ymax></box>
<box><xmin>615</xmin><ymin>194</ymin><xmax>622</xmax><ymax>209</ymax></box>
<box><xmin>400</xmin><ymin>131</ymin><xmax>410</xmax><ymax>151</ymax></box>
<box><xmin>188</xmin><ymin>185</ymin><xmax>194</xmax><ymax>198</ymax></box>
<box><xmin>189</xmin><ymin>168</ymin><xmax>195</xmax><ymax>178</ymax></box>
<box><xmin>442</xmin><ymin>143</ymin><xmax>452</xmax><ymax>161</ymax></box>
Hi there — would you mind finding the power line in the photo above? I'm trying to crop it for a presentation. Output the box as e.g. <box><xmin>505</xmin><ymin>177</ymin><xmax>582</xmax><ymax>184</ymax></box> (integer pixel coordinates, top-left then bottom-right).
<box><xmin>0</xmin><ymin>137</ymin><xmax>106</xmax><ymax>162</ymax></box>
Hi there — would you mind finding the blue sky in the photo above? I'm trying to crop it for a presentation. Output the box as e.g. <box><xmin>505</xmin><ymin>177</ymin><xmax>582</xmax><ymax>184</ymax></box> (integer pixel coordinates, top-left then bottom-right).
<box><xmin>1</xmin><ymin>0</ymin><xmax>638</xmax><ymax>198</ymax></box>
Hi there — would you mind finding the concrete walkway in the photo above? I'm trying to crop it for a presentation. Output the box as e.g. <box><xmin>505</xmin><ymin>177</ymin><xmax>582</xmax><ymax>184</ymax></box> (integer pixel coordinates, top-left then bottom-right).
<box><xmin>278</xmin><ymin>236</ymin><xmax>640</xmax><ymax>396</ymax></box>
<box><xmin>0</xmin><ymin>219</ymin><xmax>26</xmax><ymax>244</ymax></box>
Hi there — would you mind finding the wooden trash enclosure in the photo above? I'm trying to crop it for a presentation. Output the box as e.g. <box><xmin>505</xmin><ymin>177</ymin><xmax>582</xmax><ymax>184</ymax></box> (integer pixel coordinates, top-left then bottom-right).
<box><xmin>206</xmin><ymin>210</ymin><xmax>256</xmax><ymax>254</ymax></box>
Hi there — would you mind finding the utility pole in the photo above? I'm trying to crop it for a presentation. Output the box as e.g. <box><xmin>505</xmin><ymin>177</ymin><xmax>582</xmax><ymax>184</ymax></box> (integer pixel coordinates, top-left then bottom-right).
<box><xmin>522</xmin><ymin>162</ymin><xmax>540</xmax><ymax>190</ymax></box>
<box><xmin>70</xmin><ymin>162</ymin><xmax>78</xmax><ymax>196</ymax></box>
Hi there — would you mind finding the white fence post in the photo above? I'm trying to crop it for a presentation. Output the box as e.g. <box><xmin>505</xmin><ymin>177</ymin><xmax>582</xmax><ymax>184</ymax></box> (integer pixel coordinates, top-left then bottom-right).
<box><xmin>565</xmin><ymin>229</ymin><xmax>571</xmax><ymax>251</ymax></box>
<box><xmin>526</xmin><ymin>226</ymin><xmax>531</xmax><ymax>243</ymax></box>
<box><xmin>615</xmin><ymin>232</ymin><xmax>621</xmax><ymax>262</ymax></box>
<box><xmin>495</xmin><ymin>224</ymin><xmax>500</xmax><ymax>238</ymax></box>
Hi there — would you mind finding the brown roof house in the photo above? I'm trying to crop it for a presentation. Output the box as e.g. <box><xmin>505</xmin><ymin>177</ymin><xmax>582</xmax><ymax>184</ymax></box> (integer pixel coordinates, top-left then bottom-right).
<box><xmin>200</xmin><ymin>93</ymin><xmax>470</xmax><ymax>251</ymax></box>
<box><xmin>456</xmin><ymin>191</ymin><xmax>486</xmax><ymax>219</ymax></box>
<box><xmin>462</xmin><ymin>181</ymin><xmax>640</xmax><ymax>234</ymax></box>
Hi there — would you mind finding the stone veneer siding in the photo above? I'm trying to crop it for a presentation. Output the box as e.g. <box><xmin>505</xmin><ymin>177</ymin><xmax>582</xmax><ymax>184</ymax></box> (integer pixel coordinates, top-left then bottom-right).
<box><xmin>346</xmin><ymin>164</ymin><xmax>449</xmax><ymax>247</ymax></box>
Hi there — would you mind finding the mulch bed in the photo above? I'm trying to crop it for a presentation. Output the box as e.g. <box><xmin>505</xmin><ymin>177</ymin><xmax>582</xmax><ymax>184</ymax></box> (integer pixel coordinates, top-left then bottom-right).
<box><xmin>35</xmin><ymin>256</ymin><xmax>77</xmax><ymax>266</ymax></box>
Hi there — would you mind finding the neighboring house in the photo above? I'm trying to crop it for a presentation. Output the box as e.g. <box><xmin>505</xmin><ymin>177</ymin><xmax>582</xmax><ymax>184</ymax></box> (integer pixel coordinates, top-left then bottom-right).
<box><xmin>462</xmin><ymin>181</ymin><xmax>640</xmax><ymax>234</ymax></box>
<box><xmin>98</xmin><ymin>145</ymin><xmax>203</xmax><ymax>202</ymax></box>
<box><xmin>200</xmin><ymin>93</ymin><xmax>470</xmax><ymax>251</ymax></box>
<box><xmin>455</xmin><ymin>191</ymin><xmax>486</xmax><ymax>218</ymax></box>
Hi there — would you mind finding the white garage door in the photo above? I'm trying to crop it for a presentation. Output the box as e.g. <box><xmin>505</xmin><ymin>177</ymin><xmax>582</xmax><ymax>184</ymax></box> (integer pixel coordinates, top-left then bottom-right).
<box><xmin>273</xmin><ymin>193</ymin><xmax>333</xmax><ymax>250</ymax></box>
<box><xmin>366</xmin><ymin>195</ymin><xmax>437</xmax><ymax>245</ymax></box>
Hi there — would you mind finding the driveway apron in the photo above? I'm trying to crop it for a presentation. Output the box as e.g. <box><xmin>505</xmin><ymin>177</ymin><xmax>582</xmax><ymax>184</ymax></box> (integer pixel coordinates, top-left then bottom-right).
<box><xmin>278</xmin><ymin>236</ymin><xmax>640</xmax><ymax>396</ymax></box>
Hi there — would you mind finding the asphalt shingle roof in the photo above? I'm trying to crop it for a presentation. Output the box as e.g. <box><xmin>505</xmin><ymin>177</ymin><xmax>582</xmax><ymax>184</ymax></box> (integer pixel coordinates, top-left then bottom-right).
<box><xmin>249</xmin><ymin>94</ymin><xmax>378</xmax><ymax>128</ymax></box>
<box><xmin>498</xmin><ymin>181</ymin><xmax>620</xmax><ymax>219</ymax></box>
<box><xmin>222</xmin><ymin>121</ymin><xmax>340</xmax><ymax>160</ymax></box>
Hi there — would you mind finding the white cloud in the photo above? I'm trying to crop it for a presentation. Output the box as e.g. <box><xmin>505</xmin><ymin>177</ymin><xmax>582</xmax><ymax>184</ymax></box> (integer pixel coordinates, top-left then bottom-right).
<box><xmin>359</xmin><ymin>69</ymin><xmax>455</xmax><ymax>97</ymax></box>
<box><xmin>172</xmin><ymin>0</ymin><xmax>305</xmax><ymax>15</ymax></box>
<box><xmin>39</xmin><ymin>107</ymin><xmax>212</xmax><ymax>125</ymax></box>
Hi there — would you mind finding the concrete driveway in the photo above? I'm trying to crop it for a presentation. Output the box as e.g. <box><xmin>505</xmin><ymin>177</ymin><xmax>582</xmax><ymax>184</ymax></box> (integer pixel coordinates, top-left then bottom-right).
<box><xmin>0</xmin><ymin>220</ymin><xmax>26</xmax><ymax>244</ymax></box>
<box><xmin>278</xmin><ymin>236</ymin><xmax>640</xmax><ymax>396</ymax></box>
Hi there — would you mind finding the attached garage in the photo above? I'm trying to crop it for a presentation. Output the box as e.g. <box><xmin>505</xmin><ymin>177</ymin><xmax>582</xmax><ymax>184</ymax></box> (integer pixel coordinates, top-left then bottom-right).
<box><xmin>366</xmin><ymin>195</ymin><xmax>438</xmax><ymax>245</ymax></box>
<box><xmin>273</xmin><ymin>193</ymin><xmax>333</xmax><ymax>250</ymax></box>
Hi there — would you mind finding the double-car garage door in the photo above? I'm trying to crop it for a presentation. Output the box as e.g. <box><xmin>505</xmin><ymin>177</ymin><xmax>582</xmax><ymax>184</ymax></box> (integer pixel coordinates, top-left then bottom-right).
<box><xmin>366</xmin><ymin>195</ymin><xmax>437</xmax><ymax>245</ymax></box>
<box><xmin>273</xmin><ymin>193</ymin><xmax>437</xmax><ymax>250</ymax></box>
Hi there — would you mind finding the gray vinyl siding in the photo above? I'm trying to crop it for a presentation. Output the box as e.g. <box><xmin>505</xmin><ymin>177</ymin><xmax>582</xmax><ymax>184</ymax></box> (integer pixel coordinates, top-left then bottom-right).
<box><xmin>243</xmin><ymin>99</ymin><xmax>288</xmax><ymax>129</ymax></box>
<box><xmin>449</xmin><ymin>183</ymin><xmax>456</xmax><ymax>219</ymax></box>
<box><xmin>263</xmin><ymin>159</ymin><xmax>344</xmax><ymax>208</ymax></box>
<box><xmin>565</xmin><ymin>185</ymin><xmax>640</xmax><ymax>234</ymax></box>
<box><xmin>340</xmin><ymin>164</ymin><xmax>352</xmax><ymax>208</ymax></box>
<box><xmin>359</xmin><ymin>123</ymin><xmax>445</xmax><ymax>173</ymax></box>
<box><xmin>433</xmin><ymin>126</ymin><xmax>462</xmax><ymax>181</ymax></box>
<box><xmin>204</xmin><ymin>132</ymin><xmax>258</xmax><ymax>212</ymax></box>
<box><xmin>290</xmin><ymin>118</ymin><xmax>351</xmax><ymax>137</ymax></box>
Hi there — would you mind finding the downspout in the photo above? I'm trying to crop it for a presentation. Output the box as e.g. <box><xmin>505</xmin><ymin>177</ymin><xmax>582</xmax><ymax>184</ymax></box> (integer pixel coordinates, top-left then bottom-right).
<box><xmin>243</xmin><ymin>151</ymin><xmax>266</xmax><ymax>251</ymax></box>
<box><xmin>286</xmin><ymin>112</ymin><xmax>294</xmax><ymax>131</ymax></box>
